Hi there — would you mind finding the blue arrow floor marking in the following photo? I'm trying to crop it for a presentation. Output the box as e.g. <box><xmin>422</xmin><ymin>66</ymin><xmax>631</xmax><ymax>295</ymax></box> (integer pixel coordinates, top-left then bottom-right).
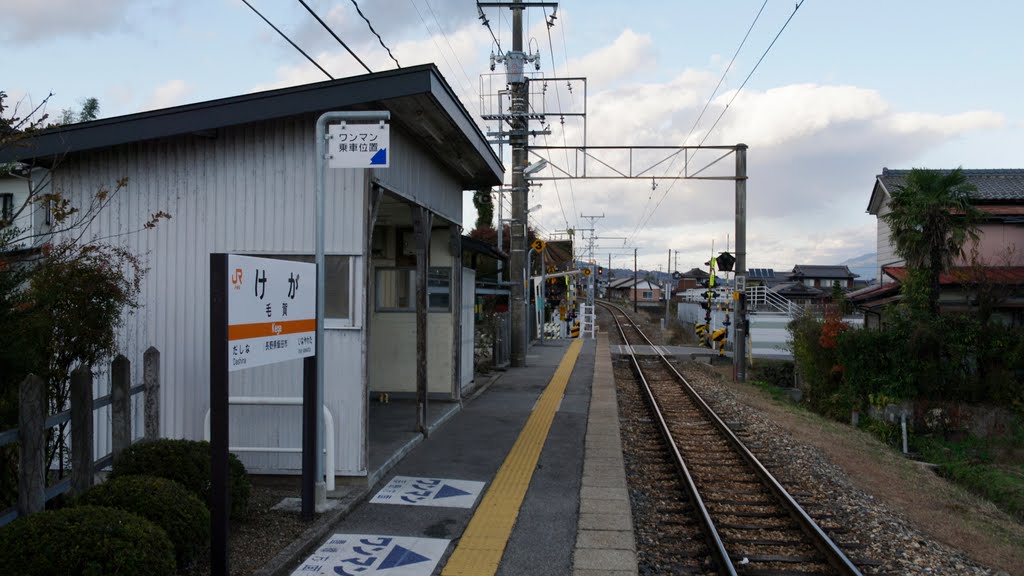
<box><xmin>433</xmin><ymin>484</ymin><xmax>471</xmax><ymax>499</ymax></box>
<box><xmin>370</xmin><ymin>148</ymin><xmax>387</xmax><ymax>165</ymax></box>
<box><xmin>378</xmin><ymin>545</ymin><xmax>430</xmax><ymax>569</ymax></box>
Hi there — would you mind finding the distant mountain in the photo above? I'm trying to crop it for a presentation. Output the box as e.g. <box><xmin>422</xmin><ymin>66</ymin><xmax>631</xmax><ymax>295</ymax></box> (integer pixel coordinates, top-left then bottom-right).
<box><xmin>841</xmin><ymin>253</ymin><xmax>877</xmax><ymax>283</ymax></box>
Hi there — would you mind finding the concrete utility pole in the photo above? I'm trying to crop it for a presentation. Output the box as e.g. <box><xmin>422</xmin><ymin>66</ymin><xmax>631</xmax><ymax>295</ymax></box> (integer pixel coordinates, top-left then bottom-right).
<box><xmin>508</xmin><ymin>6</ymin><xmax>528</xmax><ymax>366</ymax></box>
<box><xmin>734</xmin><ymin>144</ymin><xmax>748</xmax><ymax>382</ymax></box>
<box><xmin>580</xmin><ymin>213</ymin><xmax>604</xmax><ymax>307</ymax></box>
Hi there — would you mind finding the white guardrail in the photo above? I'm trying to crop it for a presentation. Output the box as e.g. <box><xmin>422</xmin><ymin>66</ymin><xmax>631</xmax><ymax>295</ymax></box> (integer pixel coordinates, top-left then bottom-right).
<box><xmin>203</xmin><ymin>397</ymin><xmax>335</xmax><ymax>491</ymax></box>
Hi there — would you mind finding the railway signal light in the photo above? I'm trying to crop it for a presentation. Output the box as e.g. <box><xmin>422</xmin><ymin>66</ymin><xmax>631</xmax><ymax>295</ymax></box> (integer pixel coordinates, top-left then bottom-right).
<box><xmin>717</xmin><ymin>251</ymin><xmax>735</xmax><ymax>272</ymax></box>
<box><xmin>598</xmin><ymin>266</ymin><xmax>603</xmax><ymax>275</ymax></box>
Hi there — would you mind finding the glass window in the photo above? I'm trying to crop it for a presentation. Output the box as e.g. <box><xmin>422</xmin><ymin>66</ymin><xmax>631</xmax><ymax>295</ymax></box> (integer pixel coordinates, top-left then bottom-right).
<box><xmin>428</xmin><ymin>267</ymin><xmax>451</xmax><ymax>311</ymax></box>
<box><xmin>642</xmin><ymin>291</ymin><xmax>654</xmax><ymax>300</ymax></box>
<box><xmin>376</xmin><ymin>268</ymin><xmax>414</xmax><ymax>311</ymax></box>
<box><xmin>376</xmin><ymin>266</ymin><xmax>451</xmax><ymax>312</ymax></box>
<box><xmin>270</xmin><ymin>255</ymin><xmax>352</xmax><ymax>321</ymax></box>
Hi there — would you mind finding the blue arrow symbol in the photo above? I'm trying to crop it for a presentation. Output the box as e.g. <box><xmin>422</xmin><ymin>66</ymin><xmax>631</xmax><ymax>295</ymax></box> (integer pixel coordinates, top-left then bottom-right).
<box><xmin>378</xmin><ymin>545</ymin><xmax>430</xmax><ymax>569</ymax></box>
<box><xmin>433</xmin><ymin>484</ymin><xmax>471</xmax><ymax>499</ymax></box>
<box><xmin>370</xmin><ymin>148</ymin><xmax>387</xmax><ymax>165</ymax></box>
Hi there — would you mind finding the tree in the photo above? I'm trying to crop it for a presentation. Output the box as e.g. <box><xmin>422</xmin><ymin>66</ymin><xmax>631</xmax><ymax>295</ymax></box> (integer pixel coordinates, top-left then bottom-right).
<box><xmin>472</xmin><ymin>189</ymin><xmax>494</xmax><ymax>231</ymax></box>
<box><xmin>0</xmin><ymin>91</ymin><xmax>163</xmax><ymax>506</ymax></box>
<box><xmin>58</xmin><ymin>97</ymin><xmax>100</xmax><ymax>125</ymax></box>
<box><xmin>881</xmin><ymin>168</ymin><xmax>982</xmax><ymax>316</ymax></box>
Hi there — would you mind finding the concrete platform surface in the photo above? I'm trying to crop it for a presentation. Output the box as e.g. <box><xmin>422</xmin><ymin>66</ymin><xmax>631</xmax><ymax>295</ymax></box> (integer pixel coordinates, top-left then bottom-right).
<box><xmin>269</xmin><ymin>335</ymin><xmax>639</xmax><ymax>576</ymax></box>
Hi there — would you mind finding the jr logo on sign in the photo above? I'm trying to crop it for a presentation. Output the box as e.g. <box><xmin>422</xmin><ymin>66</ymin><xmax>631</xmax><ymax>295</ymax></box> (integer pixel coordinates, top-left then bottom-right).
<box><xmin>231</xmin><ymin>268</ymin><xmax>243</xmax><ymax>289</ymax></box>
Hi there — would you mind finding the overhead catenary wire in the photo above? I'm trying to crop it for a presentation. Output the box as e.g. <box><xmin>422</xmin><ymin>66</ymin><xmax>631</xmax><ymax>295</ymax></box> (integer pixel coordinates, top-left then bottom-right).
<box><xmin>629</xmin><ymin>0</ymin><xmax>805</xmax><ymax>245</ymax></box>
<box><xmin>240</xmin><ymin>0</ymin><xmax>333</xmax><ymax>80</ymax></box>
<box><xmin>349</xmin><ymin>0</ymin><xmax>400</xmax><ymax>68</ymax></box>
<box><xmin>296</xmin><ymin>0</ymin><xmax>373</xmax><ymax>74</ymax></box>
<box><xmin>423</xmin><ymin>0</ymin><xmax>479</xmax><ymax>100</ymax></box>
<box><xmin>476</xmin><ymin>3</ymin><xmax>503</xmax><ymax>54</ymax></box>
<box><xmin>542</xmin><ymin>6</ymin><xmax>579</xmax><ymax>235</ymax></box>
<box><xmin>409</xmin><ymin>0</ymin><xmax>478</xmax><ymax>100</ymax></box>
<box><xmin>630</xmin><ymin>0</ymin><xmax>768</xmax><ymax>243</ymax></box>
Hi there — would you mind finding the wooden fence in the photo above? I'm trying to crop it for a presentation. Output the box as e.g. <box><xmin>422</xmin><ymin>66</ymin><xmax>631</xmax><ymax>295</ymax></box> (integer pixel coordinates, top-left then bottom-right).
<box><xmin>0</xmin><ymin>347</ymin><xmax>160</xmax><ymax>526</ymax></box>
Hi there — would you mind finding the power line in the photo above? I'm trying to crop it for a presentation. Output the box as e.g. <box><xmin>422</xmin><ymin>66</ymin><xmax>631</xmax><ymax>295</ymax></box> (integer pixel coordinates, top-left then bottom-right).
<box><xmin>631</xmin><ymin>0</ymin><xmax>768</xmax><ymax>241</ymax></box>
<box><xmin>476</xmin><ymin>4</ymin><xmax>502</xmax><ymax>53</ymax></box>
<box><xmin>629</xmin><ymin>0</ymin><xmax>806</xmax><ymax>244</ymax></box>
<box><xmin>423</xmin><ymin>0</ymin><xmax>478</xmax><ymax>99</ymax></box>
<box><xmin>349</xmin><ymin>0</ymin><xmax>400</xmax><ymax>68</ymax></box>
<box><xmin>546</xmin><ymin>6</ymin><xmax>580</xmax><ymax>234</ymax></box>
<box><xmin>409</xmin><ymin>0</ymin><xmax>477</xmax><ymax>99</ymax></box>
<box><xmin>296</xmin><ymin>0</ymin><xmax>372</xmax><ymax>74</ymax></box>
<box><xmin>240</xmin><ymin>0</ymin><xmax>333</xmax><ymax>80</ymax></box>
<box><xmin>697</xmin><ymin>0</ymin><xmax>805</xmax><ymax>148</ymax></box>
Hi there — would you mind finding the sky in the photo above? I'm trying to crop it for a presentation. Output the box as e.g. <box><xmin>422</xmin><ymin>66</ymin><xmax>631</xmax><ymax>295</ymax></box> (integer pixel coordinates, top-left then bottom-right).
<box><xmin>3</xmin><ymin>0</ymin><xmax>1022</xmax><ymax>278</ymax></box>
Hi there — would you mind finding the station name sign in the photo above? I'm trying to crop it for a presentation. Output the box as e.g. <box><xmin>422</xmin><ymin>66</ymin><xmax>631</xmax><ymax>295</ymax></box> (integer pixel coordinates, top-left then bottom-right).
<box><xmin>226</xmin><ymin>254</ymin><xmax>316</xmax><ymax>372</ymax></box>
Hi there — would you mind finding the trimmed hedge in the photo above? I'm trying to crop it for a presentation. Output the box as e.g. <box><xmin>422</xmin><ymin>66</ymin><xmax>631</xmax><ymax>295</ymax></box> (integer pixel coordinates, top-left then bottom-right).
<box><xmin>110</xmin><ymin>438</ymin><xmax>250</xmax><ymax>518</ymax></box>
<box><xmin>76</xmin><ymin>474</ymin><xmax>210</xmax><ymax>567</ymax></box>
<box><xmin>0</xmin><ymin>505</ymin><xmax>175</xmax><ymax>576</ymax></box>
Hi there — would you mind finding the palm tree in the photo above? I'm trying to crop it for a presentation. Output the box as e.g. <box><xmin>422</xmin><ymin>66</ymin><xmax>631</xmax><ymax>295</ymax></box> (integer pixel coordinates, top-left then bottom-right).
<box><xmin>882</xmin><ymin>167</ymin><xmax>981</xmax><ymax>315</ymax></box>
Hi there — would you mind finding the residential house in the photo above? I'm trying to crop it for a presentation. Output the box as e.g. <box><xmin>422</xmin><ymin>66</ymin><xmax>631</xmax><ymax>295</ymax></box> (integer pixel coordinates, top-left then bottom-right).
<box><xmin>855</xmin><ymin>168</ymin><xmax>1024</xmax><ymax>325</ymax></box>
<box><xmin>606</xmin><ymin>277</ymin><xmax>661</xmax><ymax>304</ymax></box>
<box><xmin>788</xmin><ymin>264</ymin><xmax>858</xmax><ymax>290</ymax></box>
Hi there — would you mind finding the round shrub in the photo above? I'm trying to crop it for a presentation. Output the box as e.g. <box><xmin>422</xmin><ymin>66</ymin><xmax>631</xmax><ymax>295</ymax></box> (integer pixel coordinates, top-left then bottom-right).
<box><xmin>76</xmin><ymin>475</ymin><xmax>210</xmax><ymax>567</ymax></box>
<box><xmin>110</xmin><ymin>438</ymin><xmax>251</xmax><ymax>518</ymax></box>
<box><xmin>0</xmin><ymin>505</ymin><xmax>175</xmax><ymax>576</ymax></box>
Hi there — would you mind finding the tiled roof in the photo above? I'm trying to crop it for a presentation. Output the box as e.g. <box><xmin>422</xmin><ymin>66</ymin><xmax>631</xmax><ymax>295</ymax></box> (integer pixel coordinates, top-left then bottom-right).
<box><xmin>790</xmin><ymin>264</ymin><xmax>857</xmax><ymax>279</ymax></box>
<box><xmin>878</xmin><ymin>168</ymin><xmax>1024</xmax><ymax>201</ymax></box>
<box><xmin>883</xmin><ymin>266</ymin><xmax>1024</xmax><ymax>285</ymax></box>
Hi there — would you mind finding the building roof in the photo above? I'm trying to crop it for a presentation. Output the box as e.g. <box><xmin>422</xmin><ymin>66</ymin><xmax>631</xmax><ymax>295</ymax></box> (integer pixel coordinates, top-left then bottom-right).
<box><xmin>2</xmin><ymin>64</ymin><xmax>503</xmax><ymax>189</ymax></box>
<box><xmin>868</xmin><ymin>168</ymin><xmax>1024</xmax><ymax>215</ymax></box>
<box><xmin>883</xmin><ymin>265</ymin><xmax>1024</xmax><ymax>285</ymax></box>
<box><xmin>790</xmin><ymin>264</ymin><xmax>857</xmax><ymax>279</ymax></box>
<box><xmin>773</xmin><ymin>282</ymin><xmax>825</xmax><ymax>298</ymax></box>
<box><xmin>680</xmin><ymin>267</ymin><xmax>710</xmax><ymax>279</ymax></box>
<box><xmin>462</xmin><ymin>234</ymin><xmax>507</xmax><ymax>262</ymax></box>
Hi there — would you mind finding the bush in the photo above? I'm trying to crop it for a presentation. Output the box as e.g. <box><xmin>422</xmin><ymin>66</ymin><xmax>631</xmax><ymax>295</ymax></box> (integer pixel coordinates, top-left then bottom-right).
<box><xmin>110</xmin><ymin>438</ymin><xmax>251</xmax><ymax>518</ymax></box>
<box><xmin>0</xmin><ymin>505</ymin><xmax>175</xmax><ymax>576</ymax></box>
<box><xmin>749</xmin><ymin>360</ymin><xmax>795</xmax><ymax>389</ymax></box>
<box><xmin>76</xmin><ymin>475</ymin><xmax>210</xmax><ymax>567</ymax></box>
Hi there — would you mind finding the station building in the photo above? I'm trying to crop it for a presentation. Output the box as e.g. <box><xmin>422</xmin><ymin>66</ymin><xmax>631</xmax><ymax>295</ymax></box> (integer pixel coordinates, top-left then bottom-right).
<box><xmin>4</xmin><ymin>65</ymin><xmax>503</xmax><ymax>481</ymax></box>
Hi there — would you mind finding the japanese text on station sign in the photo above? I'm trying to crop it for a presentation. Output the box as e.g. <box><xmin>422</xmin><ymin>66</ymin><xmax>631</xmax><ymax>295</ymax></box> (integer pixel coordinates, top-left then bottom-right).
<box><xmin>227</xmin><ymin>255</ymin><xmax>316</xmax><ymax>372</ymax></box>
<box><xmin>328</xmin><ymin>121</ymin><xmax>390</xmax><ymax>168</ymax></box>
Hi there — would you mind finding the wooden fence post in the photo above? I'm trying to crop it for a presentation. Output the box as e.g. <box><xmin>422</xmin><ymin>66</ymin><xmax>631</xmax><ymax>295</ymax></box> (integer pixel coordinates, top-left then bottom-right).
<box><xmin>18</xmin><ymin>374</ymin><xmax>45</xmax><ymax>517</ymax></box>
<box><xmin>111</xmin><ymin>355</ymin><xmax>131</xmax><ymax>459</ymax></box>
<box><xmin>70</xmin><ymin>366</ymin><xmax>94</xmax><ymax>495</ymax></box>
<box><xmin>143</xmin><ymin>347</ymin><xmax>160</xmax><ymax>440</ymax></box>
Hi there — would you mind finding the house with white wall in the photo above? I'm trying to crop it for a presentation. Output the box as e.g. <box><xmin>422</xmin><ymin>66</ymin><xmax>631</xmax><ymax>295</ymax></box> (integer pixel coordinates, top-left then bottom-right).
<box><xmin>2</xmin><ymin>65</ymin><xmax>503</xmax><ymax>481</ymax></box>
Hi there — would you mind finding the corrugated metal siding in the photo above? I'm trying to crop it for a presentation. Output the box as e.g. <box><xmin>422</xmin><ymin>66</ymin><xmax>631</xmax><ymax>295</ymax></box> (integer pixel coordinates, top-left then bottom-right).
<box><xmin>50</xmin><ymin>115</ymin><xmax>367</xmax><ymax>474</ymax></box>
<box><xmin>370</xmin><ymin>127</ymin><xmax>462</xmax><ymax>224</ymax></box>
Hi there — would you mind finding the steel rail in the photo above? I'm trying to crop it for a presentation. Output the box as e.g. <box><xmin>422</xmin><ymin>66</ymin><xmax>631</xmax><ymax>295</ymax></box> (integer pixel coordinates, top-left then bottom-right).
<box><xmin>601</xmin><ymin>302</ymin><xmax>737</xmax><ymax>575</ymax></box>
<box><xmin>600</xmin><ymin>300</ymin><xmax>863</xmax><ymax>576</ymax></box>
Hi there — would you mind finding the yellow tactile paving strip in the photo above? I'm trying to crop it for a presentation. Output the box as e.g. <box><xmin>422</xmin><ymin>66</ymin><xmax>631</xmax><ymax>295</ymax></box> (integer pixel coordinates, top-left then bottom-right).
<box><xmin>442</xmin><ymin>338</ymin><xmax>584</xmax><ymax>576</ymax></box>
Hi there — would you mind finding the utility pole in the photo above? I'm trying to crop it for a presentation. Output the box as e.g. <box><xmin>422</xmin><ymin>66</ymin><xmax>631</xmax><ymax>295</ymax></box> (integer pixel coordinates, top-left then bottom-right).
<box><xmin>665</xmin><ymin>249</ymin><xmax>671</xmax><ymax>326</ymax></box>
<box><xmin>509</xmin><ymin>6</ymin><xmax>528</xmax><ymax>367</ymax></box>
<box><xmin>633</xmin><ymin>248</ymin><xmax>638</xmax><ymax>313</ymax></box>
<box><xmin>580</xmin><ymin>213</ymin><xmax>604</xmax><ymax>307</ymax></box>
<box><xmin>735</xmin><ymin>144</ymin><xmax>748</xmax><ymax>382</ymax></box>
<box><xmin>480</xmin><ymin>1</ymin><xmax>554</xmax><ymax>367</ymax></box>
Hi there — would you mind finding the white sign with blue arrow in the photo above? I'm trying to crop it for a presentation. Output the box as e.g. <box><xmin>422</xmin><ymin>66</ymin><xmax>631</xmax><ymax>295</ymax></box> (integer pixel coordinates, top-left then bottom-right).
<box><xmin>369</xmin><ymin>476</ymin><xmax>485</xmax><ymax>509</ymax></box>
<box><xmin>328</xmin><ymin>120</ymin><xmax>390</xmax><ymax>168</ymax></box>
<box><xmin>291</xmin><ymin>534</ymin><xmax>449</xmax><ymax>576</ymax></box>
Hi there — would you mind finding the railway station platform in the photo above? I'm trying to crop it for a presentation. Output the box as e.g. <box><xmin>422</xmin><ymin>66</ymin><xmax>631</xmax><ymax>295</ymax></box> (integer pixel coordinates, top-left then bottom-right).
<box><xmin>269</xmin><ymin>335</ymin><xmax>639</xmax><ymax>576</ymax></box>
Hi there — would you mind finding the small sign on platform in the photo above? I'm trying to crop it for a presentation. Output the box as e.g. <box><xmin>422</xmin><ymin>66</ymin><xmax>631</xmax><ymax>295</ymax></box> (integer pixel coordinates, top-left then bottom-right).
<box><xmin>328</xmin><ymin>120</ymin><xmax>390</xmax><ymax>168</ymax></box>
<box><xmin>292</xmin><ymin>534</ymin><xmax>449</xmax><ymax>576</ymax></box>
<box><xmin>370</xmin><ymin>476</ymin><xmax>485</xmax><ymax>509</ymax></box>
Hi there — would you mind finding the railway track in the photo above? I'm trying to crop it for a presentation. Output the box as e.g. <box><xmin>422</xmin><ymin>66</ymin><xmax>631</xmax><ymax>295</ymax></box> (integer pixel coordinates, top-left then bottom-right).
<box><xmin>600</xmin><ymin>301</ymin><xmax>865</xmax><ymax>576</ymax></box>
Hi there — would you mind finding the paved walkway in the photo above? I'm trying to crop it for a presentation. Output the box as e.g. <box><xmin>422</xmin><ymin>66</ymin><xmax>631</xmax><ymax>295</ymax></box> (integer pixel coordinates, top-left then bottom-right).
<box><xmin>277</xmin><ymin>335</ymin><xmax>638</xmax><ymax>576</ymax></box>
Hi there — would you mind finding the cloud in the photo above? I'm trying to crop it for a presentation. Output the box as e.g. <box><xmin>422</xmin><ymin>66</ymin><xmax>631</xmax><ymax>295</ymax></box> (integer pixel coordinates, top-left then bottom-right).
<box><xmin>142</xmin><ymin>80</ymin><xmax>191</xmax><ymax>111</ymax></box>
<box><xmin>565</xmin><ymin>29</ymin><xmax>655</xmax><ymax>88</ymax></box>
<box><xmin>0</xmin><ymin>0</ymin><xmax>170</xmax><ymax>43</ymax></box>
